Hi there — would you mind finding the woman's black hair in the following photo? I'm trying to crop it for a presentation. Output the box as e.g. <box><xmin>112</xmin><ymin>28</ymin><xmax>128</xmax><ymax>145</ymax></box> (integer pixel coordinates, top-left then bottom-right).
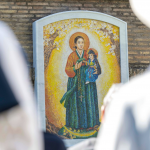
<box><xmin>74</xmin><ymin>36</ymin><xmax>84</xmax><ymax>49</ymax></box>
<box><xmin>88</xmin><ymin>50</ymin><xmax>97</xmax><ymax>59</ymax></box>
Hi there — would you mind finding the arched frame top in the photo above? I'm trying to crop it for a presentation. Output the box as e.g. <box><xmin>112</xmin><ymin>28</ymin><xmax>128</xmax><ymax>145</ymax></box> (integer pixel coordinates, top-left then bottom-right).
<box><xmin>33</xmin><ymin>11</ymin><xmax>129</xmax><ymax>147</ymax></box>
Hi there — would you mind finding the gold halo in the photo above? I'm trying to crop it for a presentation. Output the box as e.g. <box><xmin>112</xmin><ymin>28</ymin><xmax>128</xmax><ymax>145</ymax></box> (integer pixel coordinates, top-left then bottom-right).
<box><xmin>69</xmin><ymin>32</ymin><xmax>90</xmax><ymax>51</ymax></box>
<box><xmin>87</xmin><ymin>48</ymin><xmax>98</xmax><ymax>57</ymax></box>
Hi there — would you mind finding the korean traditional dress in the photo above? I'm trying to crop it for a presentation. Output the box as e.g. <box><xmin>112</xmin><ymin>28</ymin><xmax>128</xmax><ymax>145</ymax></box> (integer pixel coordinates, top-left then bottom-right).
<box><xmin>60</xmin><ymin>50</ymin><xmax>101</xmax><ymax>129</ymax></box>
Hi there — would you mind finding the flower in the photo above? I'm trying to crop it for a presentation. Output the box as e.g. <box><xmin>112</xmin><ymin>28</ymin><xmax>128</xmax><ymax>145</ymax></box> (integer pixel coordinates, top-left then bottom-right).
<box><xmin>108</xmin><ymin>30</ymin><xmax>113</xmax><ymax>34</ymax></box>
<box><xmin>100</xmin><ymin>37</ymin><xmax>104</xmax><ymax>42</ymax></box>
<box><xmin>113</xmin><ymin>33</ymin><xmax>119</xmax><ymax>40</ymax></box>
<box><xmin>107</xmin><ymin>24</ymin><xmax>113</xmax><ymax>30</ymax></box>
<box><xmin>105</xmin><ymin>43</ymin><xmax>110</xmax><ymax>46</ymax></box>
<box><xmin>50</xmin><ymin>28</ymin><xmax>54</xmax><ymax>35</ymax></box>
<box><xmin>110</xmin><ymin>45</ymin><xmax>116</xmax><ymax>51</ymax></box>
<box><xmin>101</xmin><ymin>23</ymin><xmax>107</xmax><ymax>29</ymax></box>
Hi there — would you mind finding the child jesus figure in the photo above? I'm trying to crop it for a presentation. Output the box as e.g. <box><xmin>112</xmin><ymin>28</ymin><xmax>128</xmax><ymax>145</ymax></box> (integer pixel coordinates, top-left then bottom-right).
<box><xmin>84</xmin><ymin>49</ymin><xmax>101</xmax><ymax>84</ymax></box>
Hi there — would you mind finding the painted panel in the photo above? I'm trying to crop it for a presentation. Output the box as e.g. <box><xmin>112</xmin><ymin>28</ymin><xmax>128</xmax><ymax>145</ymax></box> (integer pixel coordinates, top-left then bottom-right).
<box><xmin>44</xmin><ymin>18</ymin><xmax>120</xmax><ymax>139</ymax></box>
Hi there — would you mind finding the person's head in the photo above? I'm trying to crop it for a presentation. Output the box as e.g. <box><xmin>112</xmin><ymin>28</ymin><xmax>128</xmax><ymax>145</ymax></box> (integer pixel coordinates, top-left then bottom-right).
<box><xmin>74</xmin><ymin>36</ymin><xmax>84</xmax><ymax>50</ymax></box>
<box><xmin>88</xmin><ymin>50</ymin><xmax>97</xmax><ymax>60</ymax></box>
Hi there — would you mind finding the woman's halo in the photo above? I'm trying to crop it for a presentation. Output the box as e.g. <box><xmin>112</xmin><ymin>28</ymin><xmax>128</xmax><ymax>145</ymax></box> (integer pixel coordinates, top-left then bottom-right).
<box><xmin>69</xmin><ymin>32</ymin><xmax>90</xmax><ymax>51</ymax></box>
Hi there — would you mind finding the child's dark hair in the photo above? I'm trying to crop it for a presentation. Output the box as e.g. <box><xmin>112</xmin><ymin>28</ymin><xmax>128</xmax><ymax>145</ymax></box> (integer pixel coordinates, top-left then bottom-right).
<box><xmin>74</xmin><ymin>36</ymin><xmax>84</xmax><ymax>49</ymax></box>
<box><xmin>88</xmin><ymin>50</ymin><xmax>97</xmax><ymax>59</ymax></box>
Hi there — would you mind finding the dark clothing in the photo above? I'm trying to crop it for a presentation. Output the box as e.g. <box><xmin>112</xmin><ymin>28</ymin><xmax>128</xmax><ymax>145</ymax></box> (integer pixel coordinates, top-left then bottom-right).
<box><xmin>0</xmin><ymin>67</ymin><xmax>18</xmax><ymax>112</ymax></box>
<box><xmin>44</xmin><ymin>132</ymin><xmax>66</xmax><ymax>150</ymax></box>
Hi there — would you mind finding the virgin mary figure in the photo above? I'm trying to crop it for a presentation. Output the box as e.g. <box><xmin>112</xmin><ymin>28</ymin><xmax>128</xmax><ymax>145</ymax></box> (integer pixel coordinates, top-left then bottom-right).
<box><xmin>60</xmin><ymin>32</ymin><xmax>101</xmax><ymax>132</ymax></box>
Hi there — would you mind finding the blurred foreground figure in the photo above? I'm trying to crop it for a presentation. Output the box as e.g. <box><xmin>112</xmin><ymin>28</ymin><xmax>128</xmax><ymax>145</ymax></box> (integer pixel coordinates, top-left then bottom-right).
<box><xmin>95</xmin><ymin>0</ymin><xmax>150</xmax><ymax>149</ymax></box>
<box><xmin>67</xmin><ymin>138</ymin><xmax>96</xmax><ymax>150</ymax></box>
<box><xmin>95</xmin><ymin>70</ymin><xmax>150</xmax><ymax>150</ymax></box>
<box><xmin>0</xmin><ymin>21</ymin><xmax>43</xmax><ymax>150</ymax></box>
<box><xmin>44</xmin><ymin>132</ymin><xmax>66</xmax><ymax>150</ymax></box>
<box><xmin>130</xmin><ymin>0</ymin><xmax>150</xmax><ymax>28</ymax></box>
<box><xmin>100</xmin><ymin>83</ymin><xmax>123</xmax><ymax>123</ymax></box>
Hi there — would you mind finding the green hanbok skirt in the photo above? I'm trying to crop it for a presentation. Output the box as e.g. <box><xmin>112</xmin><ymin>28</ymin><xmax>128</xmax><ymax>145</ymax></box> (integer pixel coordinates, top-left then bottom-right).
<box><xmin>61</xmin><ymin>65</ymin><xmax>100</xmax><ymax>129</ymax></box>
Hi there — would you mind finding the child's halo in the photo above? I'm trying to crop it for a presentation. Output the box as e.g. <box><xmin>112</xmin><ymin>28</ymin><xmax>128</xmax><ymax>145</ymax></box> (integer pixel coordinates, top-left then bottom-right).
<box><xmin>87</xmin><ymin>48</ymin><xmax>98</xmax><ymax>57</ymax></box>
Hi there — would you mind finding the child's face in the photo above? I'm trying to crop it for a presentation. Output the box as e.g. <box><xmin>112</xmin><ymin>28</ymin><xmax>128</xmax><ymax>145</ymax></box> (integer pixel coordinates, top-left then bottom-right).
<box><xmin>75</xmin><ymin>38</ymin><xmax>84</xmax><ymax>50</ymax></box>
<box><xmin>89</xmin><ymin>54</ymin><xmax>94</xmax><ymax>60</ymax></box>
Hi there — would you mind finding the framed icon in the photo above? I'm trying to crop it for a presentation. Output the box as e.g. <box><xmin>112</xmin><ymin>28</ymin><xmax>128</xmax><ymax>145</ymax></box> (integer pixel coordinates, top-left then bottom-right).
<box><xmin>33</xmin><ymin>11</ymin><xmax>129</xmax><ymax>147</ymax></box>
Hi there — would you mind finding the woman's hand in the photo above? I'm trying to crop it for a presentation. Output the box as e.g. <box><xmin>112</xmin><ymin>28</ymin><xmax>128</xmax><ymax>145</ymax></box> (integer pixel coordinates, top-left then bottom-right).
<box><xmin>83</xmin><ymin>60</ymin><xmax>88</xmax><ymax>66</ymax></box>
<box><xmin>75</xmin><ymin>61</ymin><xmax>82</xmax><ymax>70</ymax></box>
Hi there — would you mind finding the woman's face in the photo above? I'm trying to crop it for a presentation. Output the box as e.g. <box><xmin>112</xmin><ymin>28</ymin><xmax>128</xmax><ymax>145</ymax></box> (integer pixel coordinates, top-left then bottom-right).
<box><xmin>75</xmin><ymin>38</ymin><xmax>84</xmax><ymax>50</ymax></box>
<box><xmin>89</xmin><ymin>54</ymin><xmax>94</xmax><ymax>60</ymax></box>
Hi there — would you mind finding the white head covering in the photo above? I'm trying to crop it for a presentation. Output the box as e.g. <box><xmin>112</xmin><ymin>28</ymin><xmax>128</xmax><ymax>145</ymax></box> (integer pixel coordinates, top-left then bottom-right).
<box><xmin>0</xmin><ymin>21</ymin><xmax>43</xmax><ymax>150</ymax></box>
<box><xmin>129</xmin><ymin>0</ymin><xmax>150</xmax><ymax>28</ymax></box>
<box><xmin>95</xmin><ymin>71</ymin><xmax>150</xmax><ymax>150</ymax></box>
<box><xmin>95</xmin><ymin>1</ymin><xmax>150</xmax><ymax>149</ymax></box>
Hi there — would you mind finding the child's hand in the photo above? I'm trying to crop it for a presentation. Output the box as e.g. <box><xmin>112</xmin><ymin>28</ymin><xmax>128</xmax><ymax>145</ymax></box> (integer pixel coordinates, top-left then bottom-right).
<box><xmin>93</xmin><ymin>69</ymin><xmax>98</xmax><ymax>74</ymax></box>
<box><xmin>90</xmin><ymin>66</ymin><xmax>94</xmax><ymax>68</ymax></box>
<box><xmin>82</xmin><ymin>60</ymin><xmax>88</xmax><ymax>65</ymax></box>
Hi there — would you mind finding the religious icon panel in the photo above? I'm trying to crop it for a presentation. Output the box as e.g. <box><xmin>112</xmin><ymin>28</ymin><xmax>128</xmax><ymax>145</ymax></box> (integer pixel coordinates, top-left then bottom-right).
<box><xmin>44</xmin><ymin>18</ymin><xmax>121</xmax><ymax>139</ymax></box>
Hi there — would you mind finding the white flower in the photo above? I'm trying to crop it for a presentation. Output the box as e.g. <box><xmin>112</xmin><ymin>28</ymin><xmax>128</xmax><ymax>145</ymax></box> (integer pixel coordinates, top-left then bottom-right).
<box><xmin>61</xmin><ymin>25</ymin><xmax>64</xmax><ymax>29</ymax></box>
<box><xmin>113</xmin><ymin>34</ymin><xmax>119</xmax><ymax>40</ymax></box>
<box><xmin>110</xmin><ymin>45</ymin><xmax>116</xmax><ymax>51</ymax></box>
<box><xmin>100</xmin><ymin>37</ymin><xmax>104</xmax><ymax>42</ymax></box>
<box><xmin>103</xmin><ymin>32</ymin><xmax>106</xmax><ymax>36</ymax></box>
<box><xmin>105</xmin><ymin>32</ymin><xmax>108</xmax><ymax>38</ymax></box>
<box><xmin>101</xmin><ymin>23</ymin><xmax>107</xmax><ymax>29</ymax></box>
<box><xmin>50</xmin><ymin>28</ymin><xmax>54</xmax><ymax>34</ymax></box>
<box><xmin>105</xmin><ymin>43</ymin><xmax>110</xmax><ymax>46</ymax></box>
<box><xmin>107</xmin><ymin>24</ymin><xmax>112</xmax><ymax>29</ymax></box>
<box><xmin>54</xmin><ymin>41</ymin><xmax>59</xmax><ymax>45</ymax></box>
<box><xmin>89</xmin><ymin>24</ymin><xmax>93</xmax><ymax>28</ymax></box>
<box><xmin>95</xmin><ymin>26</ymin><xmax>99</xmax><ymax>30</ymax></box>
<box><xmin>108</xmin><ymin>30</ymin><xmax>113</xmax><ymax>34</ymax></box>
<box><xmin>99</xmin><ymin>32</ymin><xmax>103</xmax><ymax>36</ymax></box>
